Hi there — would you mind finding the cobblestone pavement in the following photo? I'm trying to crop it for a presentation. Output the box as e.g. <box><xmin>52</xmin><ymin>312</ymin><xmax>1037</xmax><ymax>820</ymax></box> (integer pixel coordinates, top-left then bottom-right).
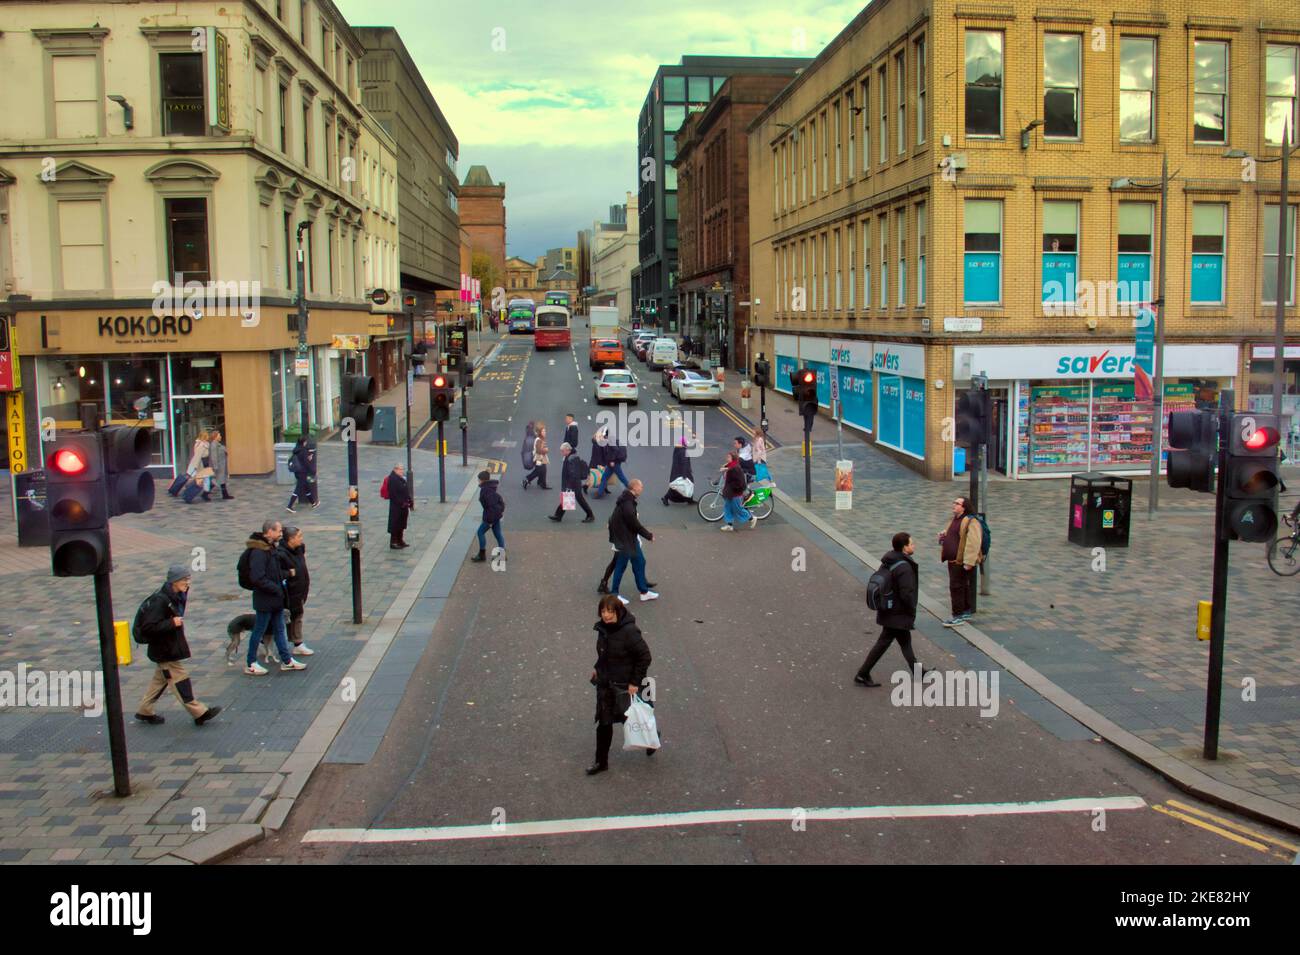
<box><xmin>0</xmin><ymin>441</ymin><xmax>479</xmax><ymax>862</ymax></box>
<box><xmin>746</xmin><ymin>393</ymin><xmax>1300</xmax><ymax>811</ymax></box>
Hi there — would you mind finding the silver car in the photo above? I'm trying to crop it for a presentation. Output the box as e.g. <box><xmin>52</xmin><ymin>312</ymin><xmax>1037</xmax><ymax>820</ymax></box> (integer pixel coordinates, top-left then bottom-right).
<box><xmin>671</xmin><ymin>369</ymin><xmax>723</xmax><ymax>403</ymax></box>
<box><xmin>595</xmin><ymin>368</ymin><xmax>639</xmax><ymax>404</ymax></box>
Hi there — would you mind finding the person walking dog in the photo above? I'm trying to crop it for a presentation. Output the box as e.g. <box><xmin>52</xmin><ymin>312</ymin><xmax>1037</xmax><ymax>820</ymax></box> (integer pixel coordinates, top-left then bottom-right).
<box><xmin>586</xmin><ymin>594</ymin><xmax>652</xmax><ymax>775</ymax></box>
<box><xmin>133</xmin><ymin>565</ymin><xmax>222</xmax><ymax>726</ymax></box>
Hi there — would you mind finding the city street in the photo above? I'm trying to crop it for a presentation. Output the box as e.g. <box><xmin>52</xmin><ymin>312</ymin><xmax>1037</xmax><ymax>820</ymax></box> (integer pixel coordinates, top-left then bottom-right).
<box><xmin>233</xmin><ymin>325</ymin><xmax>1295</xmax><ymax>864</ymax></box>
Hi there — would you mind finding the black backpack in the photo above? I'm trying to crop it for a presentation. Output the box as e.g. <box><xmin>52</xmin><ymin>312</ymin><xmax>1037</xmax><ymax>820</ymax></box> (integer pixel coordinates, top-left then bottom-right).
<box><xmin>865</xmin><ymin>559</ymin><xmax>906</xmax><ymax>612</ymax></box>
<box><xmin>237</xmin><ymin>548</ymin><xmax>255</xmax><ymax>590</ymax></box>
<box><xmin>131</xmin><ymin>597</ymin><xmax>152</xmax><ymax>645</ymax></box>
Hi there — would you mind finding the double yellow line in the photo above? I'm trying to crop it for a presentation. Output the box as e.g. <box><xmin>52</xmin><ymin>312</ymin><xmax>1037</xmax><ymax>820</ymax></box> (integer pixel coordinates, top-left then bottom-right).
<box><xmin>1152</xmin><ymin>799</ymin><xmax>1299</xmax><ymax>860</ymax></box>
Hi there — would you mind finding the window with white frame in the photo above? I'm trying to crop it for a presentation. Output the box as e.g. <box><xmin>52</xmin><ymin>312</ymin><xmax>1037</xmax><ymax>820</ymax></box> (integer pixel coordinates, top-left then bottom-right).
<box><xmin>917</xmin><ymin>201</ymin><xmax>927</xmax><ymax>306</ymax></box>
<box><xmin>810</xmin><ymin>118</ymin><xmax>818</xmax><ymax>195</ymax></box>
<box><xmin>821</xmin><ymin>110</ymin><xmax>829</xmax><ymax>191</ymax></box>
<box><xmin>801</xmin><ymin>125</ymin><xmax>808</xmax><ymax>201</ymax></box>
<box><xmin>916</xmin><ymin>36</ymin><xmax>927</xmax><ymax>145</ymax></box>
<box><xmin>834</xmin><ymin>229</ymin><xmax>842</xmax><ymax>309</ymax></box>
<box><xmin>821</xmin><ymin>233</ymin><xmax>829</xmax><ymax>309</ymax></box>
<box><xmin>880</xmin><ymin>216</ymin><xmax>889</xmax><ymax>308</ymax></box>
<box><xmin>896</xmin><ymin>50</ymin><xmax>907</xmax><ymax>154</ymax></box>
<box><xmin>1263</xmin><ymin>203</ymin><xmax>1297</xmax><ymax>306</ymax></box>
<box><xmin>848</xmin><ymin>225</ymin><xmax>856</xmax><ymax>310</ymax></box>
<box><xmin>879</xmin><ymin>65</ymin><xmax>888</xmax><ymax>162</ymax></box>
<box><xmin>1119</xmin><ymin>37</ymin><xmax>1156</xmax><ymax>143</ymax></box>
<box><xmin>834</xmin><ymin>101</ymin><xmax>842</xmax><ymax>185</ymax></box>
<box><xmin>847</xmin><ymin>92</ymin><xmax>855</xmax><ymax>176</ymax></box>
<box><xmin>861</xmin><ymin>78</ymin><xmax>870</xmax><ymax>173</ymax></box>
<box><xmin>863</xmin><ymin>218</ymin><xmax>871</xmax><ymax>307</ymax></box>
<box><xmin>1266</xmin><ymin>44</ymin><xmax>1299</xmax><ymax>146</ymax></box>
<box><xmin>1044</xmin><ymin>33</ymin><xmax>1081</xmax><ymax>139</ymax></box>
<box><xmin>965</xmin><ymin>30</ymin><xmax>1003</xmax><ymax>136</ymax></box>
<box><xmin>896</xmin><ymin>208</ymin><xmax>906</xmax><ymax>306</ymax></box>
<box><xmin>1193</xmin><ymin>40</ymin><xmax>1228</xmax><ymax>144</ymax></box>
<box><xmin>810</xmin><ymin>236</ymin><xmax>817</xmax><ymax>310</ymax></box>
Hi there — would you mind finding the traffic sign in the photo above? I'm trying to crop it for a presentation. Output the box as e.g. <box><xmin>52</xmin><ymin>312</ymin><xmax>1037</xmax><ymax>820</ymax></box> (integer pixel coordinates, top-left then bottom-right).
<box><xmin>830</xmin><ymin>363</ymin><xmax>840</xmax><ymax>403</ymax></box>
<box><xmin>370</xmin><ymin>288</ymin><xmax>390</xmax><ymax>306</ymax></box>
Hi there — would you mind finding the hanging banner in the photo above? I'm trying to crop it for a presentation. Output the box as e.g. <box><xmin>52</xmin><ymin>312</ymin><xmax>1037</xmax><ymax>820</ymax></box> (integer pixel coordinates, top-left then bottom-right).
<box><xmin>1133</xmin><ymin>305</ymin><xmax>1155</xmax><ymax>401</ymax></box>
<box><xmin>835</xmin><ymin>460</ymin><xmax>853</xmax><ymax>510</ymax></box>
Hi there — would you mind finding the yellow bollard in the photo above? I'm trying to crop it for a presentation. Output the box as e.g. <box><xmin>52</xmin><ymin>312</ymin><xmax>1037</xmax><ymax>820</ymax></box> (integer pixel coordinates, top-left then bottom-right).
<box><xmin>114</xmin><ymin>620</ymin><xmax>133</xmax><ymax>666</ymax></box>
<box><xmin>1196</xmin><ymin>600</ymin><xmax>1212</xmax><ymax>641</ymax></box>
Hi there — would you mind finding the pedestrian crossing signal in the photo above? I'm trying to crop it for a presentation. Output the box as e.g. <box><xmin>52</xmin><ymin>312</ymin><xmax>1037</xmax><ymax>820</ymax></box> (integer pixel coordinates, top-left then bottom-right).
<box><xmin>1223</xmin><ymin>413</ymin><xmax>1281</xmax><ymax>542</ymax></box>
<box><xmin>46</xmin><ymin>434</ymin><xmax>109</xmax><ymax>576</ymax></box>
<box><xmin>431</xmin><ymin>375</ymin><xmax>453</xmax><ymax>422</ymax></box>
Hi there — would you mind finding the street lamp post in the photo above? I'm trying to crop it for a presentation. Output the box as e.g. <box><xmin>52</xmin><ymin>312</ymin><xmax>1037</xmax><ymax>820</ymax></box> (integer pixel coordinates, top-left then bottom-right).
<box><xmin>295</xmin><ymin>221</ymin><xmax>311</xmax><ymax>438</ymax></box>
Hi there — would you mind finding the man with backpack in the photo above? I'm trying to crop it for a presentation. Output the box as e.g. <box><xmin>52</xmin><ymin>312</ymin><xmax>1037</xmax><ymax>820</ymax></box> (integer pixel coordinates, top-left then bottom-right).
<box><xmin>238</xmin><ymin>519</ymin><xmax>304</xmax><ymax>675</ymax></box>
<box><xmin>855</xmin><ymin>532</ymin><xmax>926</xmax><ymax>687</ymax></box>
<box><xmin>285</xmin><ymin>436</ymin><xmax>318</xmax><ymax>512</ymax></box>
<box><xmin>594</xmin><ymin>430</ymin><xmax>629</xmax><ymax>499</ymax></box>
<box><xmin>549</xmin><ymin>442</ymin><xmax>594</xmax><ymax>523</ymax></box>
<box><xmin>133</xmin><ymin>564</ymin><xmax>222</xmax><ymax>726</ymax></box>
<box><xmin>471</xmin><ymin>470</ymin><xmax>506</xmax><ymax>562</ymax></box>
<box><xmin>937</xmin><ymin>496</ymin><xmax>985</xmax><ymax>628</ymax></box>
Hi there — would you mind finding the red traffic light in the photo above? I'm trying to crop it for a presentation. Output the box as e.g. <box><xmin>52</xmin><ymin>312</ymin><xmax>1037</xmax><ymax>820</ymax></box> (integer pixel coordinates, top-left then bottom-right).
<box><xmin>432</xmin><ymin>375</ymin><xmax>447</xmax><ymax>388</ymax></box>
<box><xmin>1244</xmin><ymin>426</ymin><xmax>1280</xmax><ymax>451</ymax></box>
<box><xmin>51</xmin><ymin>448</ymin><xmax>88</xmax><ymax>475</ymax></box>
<box><xmin>801</xmin><ymin>371</ymin><xmax>815</xmax><ymax>384</ymax></box>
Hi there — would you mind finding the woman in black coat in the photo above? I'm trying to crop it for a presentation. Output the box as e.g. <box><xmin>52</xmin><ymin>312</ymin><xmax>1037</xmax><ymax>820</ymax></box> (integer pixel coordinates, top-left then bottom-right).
<box><xmin>587</xmin><ymin>595</ymin><xmax>653</xmax><ymax>775</ymax></box>
<box><xmin>662</xmin><ymin>435</ymin><xmax>696</xmax><ymax>505</ymax></box>
<box><xmin>286</xmin><ymin>437</ymin><xmax>318</xmax><ymax>511</ymax></box>
<box><xmin>278</xmin><ymin>526</ymin><xmax>313</xmax><ymax>655</ymax></box>
<box><xmin>386</xmin><ymin>464</ymin><xmax>412</xmax><ymax>549</ymax></box>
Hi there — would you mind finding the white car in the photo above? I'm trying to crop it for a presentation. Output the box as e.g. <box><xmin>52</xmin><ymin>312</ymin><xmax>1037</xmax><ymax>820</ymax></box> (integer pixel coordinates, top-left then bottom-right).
<box><xmin>595</xmin><ymin>368</ymin><xmax>639</xmax><ymax>404</ymax></box>
<box><xmin>671</xmin><ymin>369</ymin><xmax>723</xmax><ymax>403</ymax></box>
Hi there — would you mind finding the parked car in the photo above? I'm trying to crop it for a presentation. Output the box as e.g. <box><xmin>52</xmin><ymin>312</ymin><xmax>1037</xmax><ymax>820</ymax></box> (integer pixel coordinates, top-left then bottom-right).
<box><xmin>632</xmin><ymin>333</ymin><xmax>657</xmax><ymax>360</ymax></box>
<box><xmin>671</xmin><ymin>369</ymin><xmax>723</xmax><ymax>403</ymax></box>
<box><xmin>661</xmin><ymin>361</ymin><xmax>689</xmax><ymax>390</ymax></box>
<box><xmin>590</xmin><ymin>338</ymin><xmax>625</xmax><ymax>370</ymax></box>
<box><xmin>595</xmin><ymin>368</ymin><xmax>639</xmax><ymax>404</ymax></box>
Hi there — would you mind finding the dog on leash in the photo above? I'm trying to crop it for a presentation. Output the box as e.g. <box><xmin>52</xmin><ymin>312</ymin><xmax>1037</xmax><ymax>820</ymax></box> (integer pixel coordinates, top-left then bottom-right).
<box><xmin>225</xmin><ymin>613</ymin><xmax>276</xmax><ymax>665</ymax></box>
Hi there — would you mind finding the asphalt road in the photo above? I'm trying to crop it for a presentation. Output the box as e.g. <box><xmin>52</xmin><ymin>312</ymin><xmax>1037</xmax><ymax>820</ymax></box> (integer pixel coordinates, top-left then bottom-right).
<box><xmin>238</xmin><ymin>323</ymin><xmax>1296</xmax><ymax>864</ymax></box>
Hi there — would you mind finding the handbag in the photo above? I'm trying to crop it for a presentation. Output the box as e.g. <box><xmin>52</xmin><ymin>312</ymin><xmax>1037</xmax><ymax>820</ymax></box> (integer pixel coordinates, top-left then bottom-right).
<box><xmin>622</xmin><ymin>696</ymin><xmax>660</xmax><ymax>750</ymax></box>
<box><xmin>560</xmin><ymin>490</ymin><xmax>576</xmax><ymax>511</ymax></box>
<box><xmin>669</xmin><ymin>476</ymin><xmax>694</xmax><ymax>498</ymax></box>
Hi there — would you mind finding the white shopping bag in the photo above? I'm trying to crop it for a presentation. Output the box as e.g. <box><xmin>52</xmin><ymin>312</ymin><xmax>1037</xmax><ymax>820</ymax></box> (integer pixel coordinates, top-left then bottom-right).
<box><xmin>560</xmin><ymin>490</ymin><xmax>576</xmax><ymax>511</ymax></box>
<box><xmin>669</xmin><ymin>476</ymin><xmax>694</xmax><ymax>498</ymax></box>
<box><xmin>622</xmin><ymin>695</ymin><xmax>661</xmax><ymax>751</ymax></box>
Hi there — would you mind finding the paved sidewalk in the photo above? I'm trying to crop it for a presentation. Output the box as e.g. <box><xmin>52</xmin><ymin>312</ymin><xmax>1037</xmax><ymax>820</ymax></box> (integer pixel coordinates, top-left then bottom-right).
<box><xmin>0</xmin><ymin>442</ymin><xmax>484</xmax><ymax>863</ymax></box>
<box><xmin>738</xmin><ymin>390</ymin><xmax>1300</xmax><ymax>821</ymax></box>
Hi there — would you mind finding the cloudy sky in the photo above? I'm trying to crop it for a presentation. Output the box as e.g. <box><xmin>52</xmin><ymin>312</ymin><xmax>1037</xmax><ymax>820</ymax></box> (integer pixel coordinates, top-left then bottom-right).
<box><xmin>333</xmin><ymin>0</ymin><xmax>865</xmax><ymax>261</ymax></box>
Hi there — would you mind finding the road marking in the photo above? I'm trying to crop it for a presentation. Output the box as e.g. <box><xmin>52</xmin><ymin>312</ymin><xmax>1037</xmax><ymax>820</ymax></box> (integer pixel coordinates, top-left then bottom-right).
<box><xmin>548</xmin><ymin>359</ymin><xmax>555</xmax><ymax>366</ymax></box>
<box><xmin>1150</xmin><ymin>805</ymin><xmax>1275</xmax><ymax>854</ymax></box>
<box><xmin>302</xmin><ymin>795</ymin><xmax>1148</xmax><ymax>845</ymax></box>
<box><xmin>1162</xmin><ymin>799</ymin><xmax>1300</xmax><ymax>855</ymax></box>
<box><xmin>719</xmin><ymin>404</ymin><xmax>751</xmax><ymax>433</ymax></box>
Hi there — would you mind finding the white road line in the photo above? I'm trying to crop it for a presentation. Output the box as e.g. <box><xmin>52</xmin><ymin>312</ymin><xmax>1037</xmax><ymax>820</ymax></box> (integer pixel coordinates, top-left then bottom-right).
<box><xmin>302</xmin><ymin>795</ymin><xmax>1148</xmax><ymax>845</ymax></box>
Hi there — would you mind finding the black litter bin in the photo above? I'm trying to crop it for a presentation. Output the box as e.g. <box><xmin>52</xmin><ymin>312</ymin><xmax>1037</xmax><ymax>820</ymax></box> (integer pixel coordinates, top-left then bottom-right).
<box><xmin>1068</xmin><ymin>472</ymin><xmax>1132</xmax><ymax>547</ymax></box>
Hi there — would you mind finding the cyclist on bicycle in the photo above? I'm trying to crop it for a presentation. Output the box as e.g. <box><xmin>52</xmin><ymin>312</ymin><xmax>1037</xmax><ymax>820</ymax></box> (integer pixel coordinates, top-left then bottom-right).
<box><xmin>719</xmin><ymin>451</ymin><xmax>756</xmax><ymax>531</ymax></box>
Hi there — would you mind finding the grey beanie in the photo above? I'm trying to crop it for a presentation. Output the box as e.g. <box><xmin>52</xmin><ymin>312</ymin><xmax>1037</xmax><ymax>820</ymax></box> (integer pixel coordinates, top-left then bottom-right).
<box><xmin>167</xmin><ymin>563</ymin><xmax>192</xmax><ymax>584</ymax></box>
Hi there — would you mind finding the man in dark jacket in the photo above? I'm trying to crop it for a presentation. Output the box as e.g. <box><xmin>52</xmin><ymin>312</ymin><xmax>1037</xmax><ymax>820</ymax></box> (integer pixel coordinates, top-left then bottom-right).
<box><xmin>242</xmin><ymin>519</ymin><xmax>303</xmax><ymax>675</ymax></box>
<box><xmin>134</xmin><ymin>565</ymin><xmax>222</xmax><ymax>726</ymax></box>
<box><xmin>387</xmin><ymin>464</ymin><xmax>412</xmax><ymax>549</ymax></box>
<box><xmin>607</xmin><ymin>479</ymin><xmax>657</xmax><ymax>602</ymax></box>
<box><xmin>562</xmin><ymin>413</ymin><xmax>580</xmax><ymax>452</ymax></box>
<box><xmin>855</xmin><ymin>532</ymin><xmax>928</xmax><ymax>687</ymax></box>
<box><xmin>471</xmin><ymin>470</ymin><xmax>507</xmax><ymax>562</ymax></box>
<box><xmin>278</xmin><ymin>526</ymin><xmax>313</xmax><ymax>656</ymax></box>
<box><xmin>286</xmin><ymin>437</ymin><xmax>318</xmax><ymax>511</ymax></box>
<box><xmin>587</xmin><ymin>597</ymin><xmax>653</xmax><ymax>775</ymax></box>
<box><xmin>594</xmin><ymin>430</ymin><xmax>629</xmax><ymax>499</ymax></box>
<box><xmin>549</xmin><ymin>443</ymin><xmax>595</xmax><ymax>523</ymax></box>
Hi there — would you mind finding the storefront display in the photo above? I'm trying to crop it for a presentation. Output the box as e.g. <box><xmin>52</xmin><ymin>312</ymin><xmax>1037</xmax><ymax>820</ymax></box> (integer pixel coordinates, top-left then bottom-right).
<box><xmin>874</xmin><ymin>342</ymin><xmax>926</xmax><ymax>460</ymax></box>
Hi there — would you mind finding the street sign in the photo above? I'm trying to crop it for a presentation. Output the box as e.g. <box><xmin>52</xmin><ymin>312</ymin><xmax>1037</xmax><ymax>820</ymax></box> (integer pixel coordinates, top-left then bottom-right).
<box><xmin>294</xmin><ymin>357</ymin><xmax>310</xmax><ymax>377</ymax></box>
<box><xmin>5</xmin><ymin>392</ymin><xmax>28</xmax><ymax>473</ymax></box>
<box><xmin>830</xmin><ymin>363</ymin><xmax>840</xmax><ymax>403</ymax></box>
<box><xmin>407</xmin><ymin>370</ymin><xmax>414</xmax><ymax>404</ymax></box>
<box><xmin>370</xmin><ymin>288</ymin><xmax>390</xmax><ymax>306</ymax></box>
<box><xmin>944</xmin><ymin>317</ymin><xmax>983</xmax><ymax>333</ymax></box>
<box><xmin>1134</xmin><ymin>305</ymin><xmax>1156</xmax><ymax>401</ymax></box>
<box><xmin>835</xmin><ymin>460</ymin><xmax>853</xmax><ymax>510</ymax></box>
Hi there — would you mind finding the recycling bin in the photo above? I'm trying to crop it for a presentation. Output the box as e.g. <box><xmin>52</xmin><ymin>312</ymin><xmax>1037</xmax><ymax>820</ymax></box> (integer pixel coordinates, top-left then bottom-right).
<box><xmin>1068</xmin><ymin>472</ymin><xmax>1132</xmax><ymax>548</ymax></box>
<box><xmin>274</xmin><ymin>442</ymin><xmax>296</xmax><ymax>485</ymax></box>
<box><xmin>371</xmin><ymin>405</ymin><xmax>397</xmax><ymax>445</ymax></box>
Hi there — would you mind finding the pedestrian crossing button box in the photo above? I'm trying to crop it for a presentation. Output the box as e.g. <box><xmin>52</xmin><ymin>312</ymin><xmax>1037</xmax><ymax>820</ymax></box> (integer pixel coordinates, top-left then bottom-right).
<box><xmin>345</xmin><ymin>525</ymin><xmax>362</xmax><ymax>550</ymax></box>
<box><xmin>1068</xmin><ymin>472</ymin><xmax>1132</xmax><ymax>548</ymax></box>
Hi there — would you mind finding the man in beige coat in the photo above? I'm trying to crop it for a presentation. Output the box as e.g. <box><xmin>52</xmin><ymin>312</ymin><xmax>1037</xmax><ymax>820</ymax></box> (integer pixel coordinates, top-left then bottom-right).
<box><xmin>938</xmin><ymin>496</ymin><xmax>983</xmax><ymax>627</ymax></box>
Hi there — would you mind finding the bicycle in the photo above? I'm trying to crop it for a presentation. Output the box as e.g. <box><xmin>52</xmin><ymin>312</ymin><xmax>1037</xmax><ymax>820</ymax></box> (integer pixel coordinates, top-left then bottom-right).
<box><xmin>696</xmin><ymin>472</ymin><xmax>774</xmax><ymax>523</ymax></box>
<box><xmin>1266</xmin><ymin>498</ymin><xmax>1300</xmax><ymax>577</ymax></box>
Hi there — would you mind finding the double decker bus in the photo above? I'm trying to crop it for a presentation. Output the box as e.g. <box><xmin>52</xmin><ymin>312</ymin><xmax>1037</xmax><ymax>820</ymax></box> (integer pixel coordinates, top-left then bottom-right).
<box><xmin>506</xmin><ymin>298</ymin><xmax>536</xmax><ymax>334</ymax></box>
<box><xmin>544</xmin><ymin>290</ymin><xmax>571</xmax><ymax>309</ymax></box>
<box><xmin>534</xmin><ymin>305</ymin><xmax>571</xmax><ymax>350</ymax></box>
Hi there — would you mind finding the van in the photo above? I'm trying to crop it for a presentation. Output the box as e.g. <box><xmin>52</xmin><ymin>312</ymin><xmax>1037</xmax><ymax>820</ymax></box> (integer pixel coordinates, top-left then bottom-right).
<box><xmin>647</xmin><ymin>338</ymin><xmax>678</xmax><ymax>368</ymax></box>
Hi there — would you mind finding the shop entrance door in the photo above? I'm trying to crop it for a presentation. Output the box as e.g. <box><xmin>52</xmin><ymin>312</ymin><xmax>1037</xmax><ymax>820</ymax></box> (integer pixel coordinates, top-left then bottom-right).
<box><xmin>170</xmin><ymin>396</ymin><xmax>225</xmax><ymax>473</ymax></box>
<box><xmin>989</xmin><ymin>391</ymin><xmax>1009</xmax><ymax>474</ymax></box>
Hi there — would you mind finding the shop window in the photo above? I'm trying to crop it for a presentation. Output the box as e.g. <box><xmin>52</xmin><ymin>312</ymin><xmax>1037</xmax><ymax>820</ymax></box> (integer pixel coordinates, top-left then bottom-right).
<box><xmin>963</xmin><ymin>199</ymin><xmax>1001</xmax><ymax>304</ymax></box>
<box><xmin>1190</xmin><ymin>203</ymin><xmax>1226</xmax><ymax>304</ymax></box>
<box><xmin>1193</xmin><ymin>40</ymin><xmax>1228</xmax><ymax>144</ymax></box>
<box><xmin>1044</xmin><ymin>34</ymin><xmax>1081</xmax><ymax>139</ymax></box>
<box><xmin>1117</xmin><ymin>202</ymin><xmax>1154</xmax><ymax>304</ymax></box>
<box><xmin>877</xmin><ymin>374</ymin><xmax>925</xmax><ymax>459</ymax></box>
<box><xmin>1119</xmin><ymin>37</ymin><xmax>1156</xmax><ymax>143</ymax></box>
<box><xmin>1263</xmin><ymin>203</ymin><xmax>1297</xmax><ymax>305</ymax></box>
<box><xmin>41</xmin><ymin>359</ymin><xmax>105</xmax><ymax>432</ymax></box>
<box><xmin>1266</xmin><ymin>44</ymin><xmax>1299</xmax><ymax>146</ymax></box>
<box><xmin>1042</xmin><ymin>201</ymin><xmax>1079</xmax><ymax>305</ymax></box>
<box><xmin>165</xmin><ymin>197</ymin><xmax>210</xmax><ymax>285</ymax></box>
<box><xmin>160</xmin><ymin>52</ymin><xmax>204</xmax><ymax>136</ymax></box>
<box><xmin>172</xmin><ymin>354</ymin><xmax>223</xmax><ymax>395</ymax></box>
<box><xmin>965</xmin><ymin>31</ymin><xmax>1003</xmax><ymax>137</ymax></box>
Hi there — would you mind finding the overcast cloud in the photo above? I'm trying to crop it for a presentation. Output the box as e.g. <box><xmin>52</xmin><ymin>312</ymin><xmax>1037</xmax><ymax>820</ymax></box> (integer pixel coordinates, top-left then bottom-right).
<box><xmin>333</xmin><ymin>0</ymin><xmax>865</xmax><ymax>260</ymax></box>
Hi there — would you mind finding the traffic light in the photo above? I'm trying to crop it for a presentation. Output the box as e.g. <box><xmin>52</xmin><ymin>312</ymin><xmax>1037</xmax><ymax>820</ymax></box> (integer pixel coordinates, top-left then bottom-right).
<box><xmin>460</xmin><ymin>353</ymin><xmax>473</xmax><ymax>388</ymax></box>
<box><xmin>1223</xmin><ymin>413</ymin><xmax>1282</xmax><ymax>542</ymax></box>
<box><xmin>411</xmin><ymin>342</ymin><xmax>427</xmax><ymax>377</ymax></box>
<box><xmin>431</xmin><ymin>373</ymin><xmax>453</xmax><ymax>422</ymax></box>
<box><xmin>341</xmin><ymin>375</ymin><xmax>376</xmax><ymax>431</ymax></box>
<box><xmin>1166</xmin><ymin>410</ymin><xmax>1217</xmax><ymax>494</ymax></box>
<box><xmin>752</xmin><ymin>357</ymin><xmax>771</xmax><ymax>389</ymax></box>
<box><xmin>791</xmin><ymin>368</ymin><xmax>818</xmax><ymax>425</ymax></box>
<box><xmin>100</xmin><ymin>425</ymin><xmax>155</xmax><ymax>516</ymax></box>
<box><xmin>955</xmin><ymin>389</ymin><xmax>991</xmax><ymax>448</ymax></box>
<box><xmin>46</xmin><ymin>434</ymin><xmax>109</xmax><ymax>576</ymax></box>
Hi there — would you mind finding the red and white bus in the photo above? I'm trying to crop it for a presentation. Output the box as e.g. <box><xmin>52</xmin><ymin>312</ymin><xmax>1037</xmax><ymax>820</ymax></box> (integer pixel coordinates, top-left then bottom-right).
<box><xmin>534</xmin><ymin>305</ymin><xmax>571</xmax><ymax>350</ymax></box>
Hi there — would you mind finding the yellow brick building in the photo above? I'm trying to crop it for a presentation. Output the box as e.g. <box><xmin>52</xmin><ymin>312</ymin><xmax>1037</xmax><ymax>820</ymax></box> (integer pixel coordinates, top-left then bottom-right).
<box><xmin>748</xmin><ymin>0</ymin><xmax>1300</xmax><ymax>480</ymax></box>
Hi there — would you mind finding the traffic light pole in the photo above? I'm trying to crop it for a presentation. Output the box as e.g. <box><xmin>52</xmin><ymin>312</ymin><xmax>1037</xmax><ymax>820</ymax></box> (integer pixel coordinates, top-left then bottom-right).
<box><xmin>295</xmin><ymin>223</ymin><xmax>311</xmax><ymax>442</ymax></box>
<box><xmin>348</xmin><ymin>434</ymin><xmax>362</xmax><ymax>625</ymax></box>
<box><xmin>406</xmin><ymin>305</ymin><xmax>414</xmax><ymax>502</ymax></box>
<box><xmin>804</xmin><ymin>420</ymin><xmax>812</xmax><ymax>503</ymax></box>
<box><xmin>1147</xmin><ymin>156</ymin><xmax>1169</xmax><ymax>517</ymax></box>
<box><xmin>1204</xmin><ymin>390</ymin><xmax>1233</xmax><ymax>761</ymax></box>
<box><xmin>460</xmin><ymin>357</ymin><xmax>469</xmax><ymax>468</ymax></box>
<box><xmin>437</xmin><ymin>421</ymin><xmax>447</xmax><ymax>504</ymax></box>
<box><xmin>93</xmin><ymin>570</ymin><xmax>131</xmax><ymax>797</ymax></box>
